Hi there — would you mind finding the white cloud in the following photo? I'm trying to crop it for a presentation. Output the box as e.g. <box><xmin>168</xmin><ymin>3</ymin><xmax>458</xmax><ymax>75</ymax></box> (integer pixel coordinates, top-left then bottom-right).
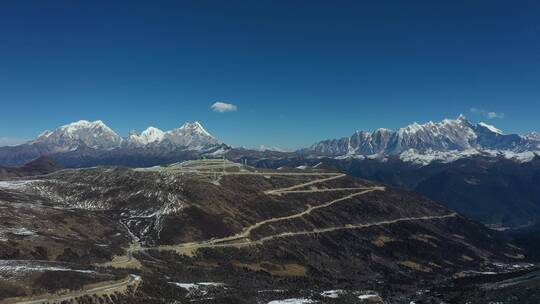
<box><xmin>487</xmin><ymin>111</ymin><xmax>504</xmax><ymax>119</ymax></box>
<box><xmin>469</xmin><ymin>108</ymin><xmax>504</xmax><ymax>119</ymax></box>
<box><xmin>0</xmin><ymin>137</ymin><xmax>28</xmax><ymax>147</ymax></box>
<box><xmin>211</xmin><ymin>102</ymin><xmax>237</xmax><ymax>113</ymax></box>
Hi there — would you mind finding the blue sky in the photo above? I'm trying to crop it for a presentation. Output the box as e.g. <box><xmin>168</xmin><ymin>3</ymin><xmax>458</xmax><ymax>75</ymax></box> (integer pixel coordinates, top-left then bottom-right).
<box><xmin>0</xmin><ymin>0</ymin><xmax>539</xmax><ymax>149</ymax></box>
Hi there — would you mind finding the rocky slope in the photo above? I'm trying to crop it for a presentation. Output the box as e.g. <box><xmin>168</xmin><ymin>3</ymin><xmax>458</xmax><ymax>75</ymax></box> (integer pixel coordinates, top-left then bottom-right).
<box><xmin>0</xmin><ymin>156</ymin><xmax>64</xmax><ymax>180</ymax></box>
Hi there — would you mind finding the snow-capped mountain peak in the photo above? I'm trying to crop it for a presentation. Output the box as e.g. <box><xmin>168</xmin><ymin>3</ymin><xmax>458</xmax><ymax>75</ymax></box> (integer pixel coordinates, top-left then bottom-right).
<box><xmin>165</xmin><ymin>121</ymin><xmax>218</xmax><ymax>148</ymax></box>
<box><xmin>525</xmin><ymin>132</ymin><xmax>540</xmax><ymax>141</ymax></box>
<box><xmin>456</xmin><ymin>113</ymin><xmax>467</xmax><ymax>122</ymax></box>
<box><xmin>126</xmin><ymin>126</ymin><xmax>166</xmax><ymax>146</ymax></box>
<box><xmin>139</xmin><ymin>127</ymin><xmax>165</xmax><ymax>144</ymax></box>
<box><xmin>59</xmin><ymin>120</ymin><xmax>110</xmax><ymax>134</ymax></box>
<box><xmin>0</xmin><ymin>119</ymin><xmax>228</xmax><ymax>166</ymax></box>
<box><xmin>32</xmin><ymin>120</ymin><xmax>123</xmax><ymax>150</ymax></box>
<box><xmin>21</xmin><ymin>119</ymin><xmax>223</xmax><ymax>153</ymax></box>
<box><xmin>477</xmin><ymin>122</ymin><xmax>503</xmax><ymax>135</ymax></box>
<box><xmin>375</xmin><ymin>128</ymin><xmax>392</xmax><ymax>133</ymax></box>
<box><xmin>390</xmin><ymin>115</ymin><xmax>476</xmax><ymax>153</ymax></box>
<box><xmin>179</xmin><ymin>121</ymin><xmax>212</xmax><ymax>137</ymax></box>
<box><xmin>400</xmin><ymin>122</ymin><xmax>423</xmax><ymax>134</ymax></box>
<box><xmin>122</xmin><ymin>121</ymin><xmax>219</xmax><ymax>149</ymax></box>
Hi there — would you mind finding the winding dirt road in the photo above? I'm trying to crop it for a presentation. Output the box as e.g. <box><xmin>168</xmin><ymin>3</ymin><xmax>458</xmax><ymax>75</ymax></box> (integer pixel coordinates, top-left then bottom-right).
<box><xmin>130</xmin><ymin>164</ymin><xmax>454</xmax><ymax>255</ymax></box>
<box><xmin>2</xmin><ymin>275</ymin><xmax>141</xmax><ymax>304</ymax></box>
<box><xmin>171</xmin><ymin>212</ymin><xmax>459</xmax><ymax>250</ymax></box>
<box><xmin>264</xmin><ymin>173</ymin><xmax>347</xmax><ymax>194</ymax></box>
<box><xmin>4</xmin><ymin>160</ymin><xmax>457</xmax><ymax>303</ymax></box>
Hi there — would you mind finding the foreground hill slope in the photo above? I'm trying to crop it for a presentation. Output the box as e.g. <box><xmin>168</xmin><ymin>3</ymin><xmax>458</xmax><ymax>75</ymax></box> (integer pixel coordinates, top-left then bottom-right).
<box><xmin>0</xmin><ymin>160</ymin><xmax>529</xmax><ymax>303</ymax></box>
<box><xmin>0</xmin><ymin>156</ymin><xmax>64</xmax><ymax>180</ymax></box>
<box><xmin>237</xmin><ymin>154</ymin><xmax>540</xmax><ymax>228</ymax></box>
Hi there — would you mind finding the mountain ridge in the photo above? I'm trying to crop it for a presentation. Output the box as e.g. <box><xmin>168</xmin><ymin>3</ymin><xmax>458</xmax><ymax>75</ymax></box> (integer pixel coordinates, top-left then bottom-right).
<box><xmin>0</xmin><ymin>120</ymin><xmax>224</xmax><ymax>166</ymax></box>
<box><xmin>0</xmin><ymin>116</ymin><xmax>539</xmax><ymax>167</ymax></box>
<box><xmin>304</xmin><ymin>115</ymin><xmax>539</xmax><ymax>165</ymax></box>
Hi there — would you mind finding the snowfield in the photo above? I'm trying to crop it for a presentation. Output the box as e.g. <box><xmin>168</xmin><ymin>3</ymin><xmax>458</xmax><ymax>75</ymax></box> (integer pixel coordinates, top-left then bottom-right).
<box><xmin>0</xmin><ymin>180</ymin><xmax>37</xmax><ymax>190</ymax></box>
<box><xmin>267</xmin><ymin>299</ymin><xmax>316</xmax><ymax>304</ymax></box>
<box><xmin>358</xmin><ymin>294</ymin><xmax>380</xmax><ymax>300</ymax></box>
<box><xmin>320</xmin><ymin>290</ymin><xmax>345</xmax><ymax>298</ymax></box>
<box><xmin>320</xmin><ymin>289</ymin><xmax>380</xmax><ymax>300</ymax></box>
<box><xmin>399</xmin><ymin>148</ymin><xmax>540</xmax><ymax>166</ymax></box>
<box><xmin>0</xmin><ymin>260</ymin><xmax>94</xmax><ymax>280</ymax></box>
<box><xmin>168</xmin><ymin>282</ymin><xmax>225</xmax><ymax>296</ymax></box>
<box><xmin>0</xmin><ymin>227</ymin><xmax>36</xmax><ymax>242</ymax></box>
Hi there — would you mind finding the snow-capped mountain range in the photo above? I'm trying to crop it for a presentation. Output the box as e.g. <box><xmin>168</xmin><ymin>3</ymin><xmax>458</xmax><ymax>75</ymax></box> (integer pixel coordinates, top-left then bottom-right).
<box><xmin>0</xmin><ymin>120</ymin><xmax>225</xmax><ymax>166</ymax></box>
<box><xmin>126</xmin><ymin>122</ymin><xmax>219</xmax><ymax>148</ymax></box>
<box><xmin>0</xmin><ymin>116</ymin><xmax>538</xmax><ymax>167</ymax></box>
<box><xmin>305</xmin><ymin>115</ymin><xmax>540</xmax><ymax>165</ymax></box>
<box><xmin>30</xmin><ymin>120</ymin><xmax>220</xmax><ymax>152</ymax></box>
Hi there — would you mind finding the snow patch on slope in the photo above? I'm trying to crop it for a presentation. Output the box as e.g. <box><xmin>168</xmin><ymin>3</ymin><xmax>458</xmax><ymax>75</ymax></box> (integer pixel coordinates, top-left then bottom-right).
<box><xmin>169</xmin><ymin>282</ymin><xmax>225</xmax><ymax>296</ymax></box>
<box><xmin>0</xmin><ymin>180</ymin><xmax>37</xmax><ymax>190</ymax></box>
<box><xmin>398</xmin><ymin>149</ymin><xmax>539</xmax><ymax>166</ymax></box>
<box><xmin>0</xmin><ymin>260</ymin><xmax>94</xmax><ymax>280</ymax></box>
<box><xmin>399</xmin><ymin>149</ymin><xmax>480</xmax><ymax>165</ymax></box>
<box><xmin>0</xmin><ymin>227</ymin><xmax>36</xmax><ymax>242</ymax></box>
<box><xmin>267</xmin><ymin>299</ymin><xmax>316</xmax><ymax>304</ymax></box>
